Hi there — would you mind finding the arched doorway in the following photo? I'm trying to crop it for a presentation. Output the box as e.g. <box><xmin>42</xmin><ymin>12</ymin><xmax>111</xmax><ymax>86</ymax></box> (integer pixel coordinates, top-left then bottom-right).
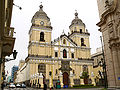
<box><xmin>63</xmin><ymin>72</ymin><xmax>69</xmax><ymax>85</ymax></box>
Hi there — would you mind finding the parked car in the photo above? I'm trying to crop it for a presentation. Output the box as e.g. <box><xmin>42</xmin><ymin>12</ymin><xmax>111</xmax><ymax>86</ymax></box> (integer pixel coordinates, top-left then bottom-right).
<box><xmin>9</xmin><ymin>83</ymin><xmax>15</xmax><ymax>88</ymax></box>
<box><xmin>16</xmin><ymin>83</ymin><xmax>21</xmax><ymax>88</ymax></box>
<box><xmin>21</xmin><ymin>83</ymin><xmax>26</xmax><ymax>88</ymax></box>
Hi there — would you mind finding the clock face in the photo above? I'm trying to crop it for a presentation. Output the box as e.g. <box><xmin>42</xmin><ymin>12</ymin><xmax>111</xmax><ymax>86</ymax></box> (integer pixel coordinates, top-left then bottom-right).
<box><xmin>40</xmin><ymin>21</ymin><xmax>44</xmax><ymax>25</ymax></box>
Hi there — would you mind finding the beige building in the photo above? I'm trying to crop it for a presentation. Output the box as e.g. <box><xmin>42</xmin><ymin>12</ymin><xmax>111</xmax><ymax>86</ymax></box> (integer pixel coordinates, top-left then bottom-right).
<box><xmin>91</xmin><ymin>47</ymin><xmax>103</xmax><ymax>86</ymax></box>
<box><xmin>0</xmin><ymin>0</ymin><xmax>15</xmax><ymax>88</ymax></box>
<box><xmin>97</xmin><ymin>0</ymin><xmax>120</xmax><ymax>89</ymax></box>
<box><xmin>16</xmin><ymin>4</ymin><xmax>96</xmax><ymax>88</ymax></box>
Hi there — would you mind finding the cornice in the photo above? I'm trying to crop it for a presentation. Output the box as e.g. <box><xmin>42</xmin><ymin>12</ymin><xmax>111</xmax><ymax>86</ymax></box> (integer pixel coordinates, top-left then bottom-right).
<box><xmin>29</xmin><ymin>25</ymin><xmax>52</xmax><ymax>34</ymax></box>
<box><xmin>97</xmin><ymin>0</ymin><xmax>118</xmax><ymax>27</ymax></box>
<box><xmin>69</xmin><ymin>31</ymin><xmax>90</xmax><ymax>37</ymax></box>
<box><xmin>27</xmin><ymin>56</ymin><xmax>94</xmax><ymax>64</ymax></box>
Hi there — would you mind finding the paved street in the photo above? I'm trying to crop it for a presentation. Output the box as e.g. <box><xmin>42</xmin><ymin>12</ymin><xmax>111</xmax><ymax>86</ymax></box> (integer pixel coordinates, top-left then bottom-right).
<box><xmin>4</xmin><ymin>87</ymin><xmax>104</xmax><ymax>90</ymax></box>
<box><xmin>4</xmin><ymin>87</ymin><xmax>120</xmax><ymax>90</ymax></box>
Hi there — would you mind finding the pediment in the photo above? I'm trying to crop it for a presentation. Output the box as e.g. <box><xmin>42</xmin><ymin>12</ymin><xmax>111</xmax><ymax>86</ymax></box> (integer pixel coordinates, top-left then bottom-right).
<box><xmin>52</xmin><ymin>34</ymin><xmax>77</xmax><ymax>47</ymax></box>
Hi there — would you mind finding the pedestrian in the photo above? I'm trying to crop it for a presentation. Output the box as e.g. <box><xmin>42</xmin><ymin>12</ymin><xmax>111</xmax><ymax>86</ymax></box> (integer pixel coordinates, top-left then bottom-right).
<box><xmin>43</xmin><ymin>83</ymin><xmax>47</xmax><ymax>90</ymax></box>
<box><xmin>1</xmin><ymin>82</ymin><xmax>4</xmax><ymax>90</ymax></box>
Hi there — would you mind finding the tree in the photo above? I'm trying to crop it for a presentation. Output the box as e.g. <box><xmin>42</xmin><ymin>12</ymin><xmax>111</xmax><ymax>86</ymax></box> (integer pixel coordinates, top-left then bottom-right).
<box><xmin>80</xmin><ymin>72</ymin><xmax>89</xmax><ymax>84</ymax></box>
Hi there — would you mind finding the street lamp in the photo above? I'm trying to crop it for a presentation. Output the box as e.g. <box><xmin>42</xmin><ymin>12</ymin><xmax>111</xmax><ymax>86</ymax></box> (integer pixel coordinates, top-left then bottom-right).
<box><xmin>0</xmin><ymin>50</ymin><xmax>18</xmax><ymax>63</ymax></box>
<box><xmin>100</xmin><ymin>36</ymin><xmax>108</xmax><ymax>88</ymax></box>
<box><xmin>13</xmin><ymin>3</ymin><xmax>22</xmax><ymax>10</ymax></box>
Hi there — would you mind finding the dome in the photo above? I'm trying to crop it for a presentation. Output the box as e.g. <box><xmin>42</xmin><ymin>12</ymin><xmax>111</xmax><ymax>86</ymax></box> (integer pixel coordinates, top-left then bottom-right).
<box><xmin>31</xmin><ymin>4</ymin><xmax>50</xmax><ymax>23</ymax></box>
<box><xmin>69</xmin><ymin>12</ymin><xmax>85</xmax><ymax>28</ymax></box>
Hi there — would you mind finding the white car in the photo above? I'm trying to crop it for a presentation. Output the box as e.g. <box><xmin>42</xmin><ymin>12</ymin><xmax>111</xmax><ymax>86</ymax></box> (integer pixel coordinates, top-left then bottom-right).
<box><xmin>9</xmin><ymin>83</ymin><xmax>15</xmax><ymax>88</ymax></box>
<box><xmin>16</xmin><ymin>83</ymin><xmax>21</xmax><ymax>88</ymax></box>
<box><xmin>21</xmin><ymin>83</ymin><xmax>26</xmax><ymax>88</ymax></box>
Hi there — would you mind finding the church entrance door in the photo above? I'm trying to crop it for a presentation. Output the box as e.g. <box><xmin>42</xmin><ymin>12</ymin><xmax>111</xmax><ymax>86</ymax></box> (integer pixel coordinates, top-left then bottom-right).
<box><xmin>63</xmin><ymin>72</ymin><xmax>69</xmax><ymax>85</ymax></box>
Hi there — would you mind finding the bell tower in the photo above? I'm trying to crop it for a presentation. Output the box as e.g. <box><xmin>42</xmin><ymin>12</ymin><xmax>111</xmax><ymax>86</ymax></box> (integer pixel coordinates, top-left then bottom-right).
<box><xmin>69</xmin><ymin>11</ymin><xmax>90</xmax><ymax>48</ymax></box>
<box><xmin>28</xmin><ymin>4</ymin><xmax>52</xmax><ymax>56</ymax></box>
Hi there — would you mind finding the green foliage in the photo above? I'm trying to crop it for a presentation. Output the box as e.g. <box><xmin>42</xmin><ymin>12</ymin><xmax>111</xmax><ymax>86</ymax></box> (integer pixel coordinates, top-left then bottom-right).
<box><xmin>80</xmin><ymin>72</ymin><xmax>89</xmax><ymax>79</ymax></box>
<box><xmin>73</xmin><ymin>84</ymin><xmax>93</xmax><ymax>87</ymax></box>
<box><xmin>71</xmin><ymin>84</ymin><xmax>98</xmax><ymax>88</ymax></box>
<box><xmin>101</xmin><ymin>88</ymin><xmax>107</xmax><ymax>90</ymax></box>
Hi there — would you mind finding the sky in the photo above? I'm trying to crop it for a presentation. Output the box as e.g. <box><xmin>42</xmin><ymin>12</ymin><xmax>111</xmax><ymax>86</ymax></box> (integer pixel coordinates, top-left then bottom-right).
<box><xmin>5</xmin><ymin>0</ymin><xmax>101</xmax><ymax>76</ymax></box>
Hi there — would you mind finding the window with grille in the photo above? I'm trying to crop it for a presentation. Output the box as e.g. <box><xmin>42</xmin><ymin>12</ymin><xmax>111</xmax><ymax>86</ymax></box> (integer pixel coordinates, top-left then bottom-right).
<box><xmin>71</xmin><ymin>53</ymin><xmax>74</xmax><ymax>58</ymax></box>
<box><xmin>40</xmin><ymin>32</ymin><xmax>44</xmax><ymax>41</ymax></box>
<box><xmin>55</xmin><ymin>52</ymin><xmax>58</xmax><ymax>57</ymax></box>
<box><xmin>63</xmin><ymin>49</ymin><xmax>67</xmax><ymax>58</ymax></box>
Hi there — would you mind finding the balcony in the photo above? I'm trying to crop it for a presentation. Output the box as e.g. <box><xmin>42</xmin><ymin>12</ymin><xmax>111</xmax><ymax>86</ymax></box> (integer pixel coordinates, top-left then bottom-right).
<box><xmin>2</xmin><ymin>27</ymin><xmax>15</xmax><ymax>57</ymax></box>
<box><xmin>4</xmin><ymin>27</ymin><xmax>14</xmax><ymax>37</ymax></box>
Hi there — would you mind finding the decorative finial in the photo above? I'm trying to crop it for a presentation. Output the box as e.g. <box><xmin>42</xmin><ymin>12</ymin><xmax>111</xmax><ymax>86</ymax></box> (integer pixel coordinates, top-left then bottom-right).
<box><xmin>75</xmin><ymin>10</ymin><xmax>77</xmax><ymax>12</ymax></box>
<box><xmin>62</xmin><ymin>30</ymin><xmax>65</xmax><ymax>35</ymax></box>
<box><xmin>105</xmin><ymin>0</ymin><xmax>110</xmax><ymax>8</ymax></box>
<box><xmin>39</xmin><ymin>2</ymin><xmax>43</xmax><ymax>10</ymax></box>
<box><xmin>75</xmin><ymin>10</ymin><xmax>78</xmax><ymax>18</ymax></box>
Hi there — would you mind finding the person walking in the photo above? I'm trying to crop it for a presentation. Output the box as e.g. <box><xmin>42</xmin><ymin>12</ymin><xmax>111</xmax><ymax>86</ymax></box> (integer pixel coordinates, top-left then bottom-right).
<box><xmin>1</xmin><ymin>82</ymin><xmax>4</xmax><ymax>90</ymax></box>
<box><xmin>43</xmin><ymin>83</ymin><xmax>47</xmax><ymax>90</ymax></box>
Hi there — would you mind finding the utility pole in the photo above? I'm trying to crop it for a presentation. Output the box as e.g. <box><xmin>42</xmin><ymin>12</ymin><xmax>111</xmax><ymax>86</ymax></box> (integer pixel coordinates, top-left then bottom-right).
<box><xmin>100</xmin><ymin>36</ymin><xmax>108</xmax><ymax>88</ymax></box>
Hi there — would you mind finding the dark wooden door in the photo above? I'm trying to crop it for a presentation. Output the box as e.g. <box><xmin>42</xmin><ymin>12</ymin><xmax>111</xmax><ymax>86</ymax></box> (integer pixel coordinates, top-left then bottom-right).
<box><xmin>63</xmin><ymin>72</ymin><xmax>69</xmax><ymax>85</ymax></box>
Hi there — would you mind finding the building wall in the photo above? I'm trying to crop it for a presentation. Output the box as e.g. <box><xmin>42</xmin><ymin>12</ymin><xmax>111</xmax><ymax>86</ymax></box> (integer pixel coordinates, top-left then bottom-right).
<box><xmin>97</xmin><ymin>0</ymin><xmax>120</xmax><ymax>88</ymax></box>
<box><xmin>0</xmin><ymin>0</ymin><xmax>15</xmax><ymax>89</ymax></box>
<box><xmin>97</xmin><ymin>0</ymin><xmax>114</xmax><ymax>18</ymax></box>
<box><xmin>11</xmin><ymin>66</ymin><xmax>18</xmax><ymax>82</ymax></box>
<box><xmin>91</xmin><ymin>48</ymin><xmax>103</xmax><ymax>85</ymax></box>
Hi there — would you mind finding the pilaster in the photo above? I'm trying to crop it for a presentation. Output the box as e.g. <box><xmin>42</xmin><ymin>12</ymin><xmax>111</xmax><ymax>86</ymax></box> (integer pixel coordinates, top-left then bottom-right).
<box><xmin>70</xmin><ymin>71</ymin><xmax>74</xmax><ymax>87</ymax></box>
<box><xmin>110</xmin><ymin>44</ymin><xmax>120</xmax><ymax>87</ymax></box>
<box><xmin>59</xmin><ymin>71</ymin><xmax>63</xmax><ymax>87</ymax></box>
<box><xmin>49</xmin><ymin>76</ymin><xmax>53</xmax><ymax>88</ymax></box>
<box><xmin>39</xmin><ymin>73</ymin><xmax>44</xmax><ymax>88</ymax></box>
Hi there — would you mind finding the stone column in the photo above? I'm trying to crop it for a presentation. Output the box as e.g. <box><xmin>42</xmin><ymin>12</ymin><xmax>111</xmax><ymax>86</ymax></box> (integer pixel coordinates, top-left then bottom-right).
<box><xmin>30</xmin><ymin>79</ymin><xmax>32</xmax><ymax>87</ymax></box>
<box><xmin>80</xmin><ymin>72</ymin><xmax>84</xmax><ymax>85</ymax></box>
<box><xmin>59</xmin><ymin>71</ymin><xmax>63</xmax><ymax>87</ymax></box>
<box><xmin>91</xmin><ymin>72</ymin><xmax>96</xmax><ymax>86</ymax></box>
<box><xmin>36</xmin><ymin>73</ymin><xmax>39</xmax><ymax>88</ymax></box>
<box><xmin>49</xmin><ymin>76</ymin><xmax>52</xmax><ymax>88</ymax></box>
<box><xmin>36</xmin><ymin>77</ymin><xmax>38</xmax><ymax>87</ymax></box>
<box><xmin>89</xmin><ymin>66</ymin><xmax>96</xmax><ymax>86</ymax></box>
<box><xmin>111</xmin><ymin>46</ymin><xmax>120</xmax><ymax>87</ymax></box>
<box><xmin>70</xmin><ymin>71</ymin><xmax>74</xmax><ymax>87</ymax></box>
<box><xmin>39</xmin><ymin>73</ymin><xmax>44</xmax><ymax>88</ymax></box>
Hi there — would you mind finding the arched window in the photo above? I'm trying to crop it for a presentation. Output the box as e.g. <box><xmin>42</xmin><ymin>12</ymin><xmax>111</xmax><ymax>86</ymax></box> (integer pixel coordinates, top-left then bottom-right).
<box><xmin>38</xmin><ymin>63</ymin><xmax>46</xmax><ymax>73</ymax></box>
<box><xmin>63</xmin><ymin>39</ymin><xmax>66</xmax><ymax>44</ymax></box>
<box><xmin>74</xmin><ymin>27</ymin><xmax>77</xmax><ymax>31</ymax></box>
<box><xmin>40</xmin><ymin>32</ymin><xmax>44</xmax><ymax>41</ymax></box>
<box><xmin>63</xmin><ymin>49</ymin><xmax>67</xmax><ymax>58</ymax></box>
<box><xmin>56</xmin><ymin>69</ymin><xmax>58</xmax><ymax>75</ymax></box>
<box><xmin>81</xmin><ymin>38</ymin><xmax>84</xmax><ymax>46</ymax></box>
<box><xmin>83</xmin><ymin>65</ymin><xmax>88</xmax><ymax>72</ymax></box>
<box><xmin>71</xmin><ymin>53</ymin><xmax>74</xmax><ymax>58</ymax></box>
<box><xmin>80</xmin><ymin>29</ymin><xmax>82</xmax><ymax>33</ymax></box>
<box><xmin>55</xmin><ymin>52</ymin><xmax>58</xmax><ymax>57</ymax></box>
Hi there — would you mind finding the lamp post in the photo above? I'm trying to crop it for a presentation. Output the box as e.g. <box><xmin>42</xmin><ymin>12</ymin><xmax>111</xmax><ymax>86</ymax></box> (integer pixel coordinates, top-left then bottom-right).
<box><xmin>100</xmin><ymin>36</ymin><xmax>108</xmax><ymax>88</ymax></box>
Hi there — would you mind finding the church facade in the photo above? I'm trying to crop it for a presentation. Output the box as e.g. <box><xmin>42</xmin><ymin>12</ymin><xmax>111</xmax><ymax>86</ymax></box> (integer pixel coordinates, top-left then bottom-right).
<box><xmin>16</xmin><ymin>4</ymin><xmax>95</xmax><ymax>88</ymax></box>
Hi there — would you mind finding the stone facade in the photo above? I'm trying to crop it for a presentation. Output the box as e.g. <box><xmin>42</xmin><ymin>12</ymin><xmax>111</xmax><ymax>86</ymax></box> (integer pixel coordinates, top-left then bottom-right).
<box><xmin>0</xmin><ymin>0</ymin><xmax>15</xmax><ymax>88</ymax></box>
<box><xmin>97</xmin><ymin>0</ymin><xmax>120</xmax><ymax>88</ymax></box>
<box><xmin>16</xmin><ymin>4</ymin><xmax>96</xmax><ymax>88</ymax></box>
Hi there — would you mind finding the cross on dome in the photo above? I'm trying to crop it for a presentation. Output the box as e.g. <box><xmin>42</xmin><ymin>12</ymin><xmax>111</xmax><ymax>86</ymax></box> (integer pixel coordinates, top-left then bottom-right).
<box><xmin>39</xmin><ymin>2</ymin><xmax>43</xmax><ymax>10</ymax></box>
<box><xmin>75</xmin><ymin>10</ymin><xmax>78</xmax><ymax>19</ymax></box>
